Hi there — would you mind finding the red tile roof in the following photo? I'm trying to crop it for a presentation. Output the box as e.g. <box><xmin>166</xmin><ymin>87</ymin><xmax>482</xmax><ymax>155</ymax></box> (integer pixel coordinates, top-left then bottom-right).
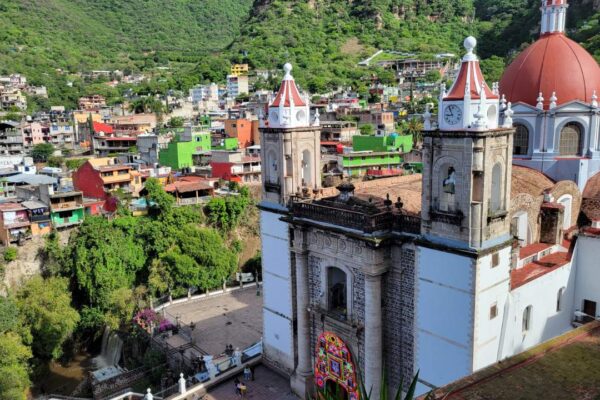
<box><xmin>511</xmin><ymin>251</ymin><xmax>571</xmax><ymax>290</ymax></box>
<box><xmin>519</xmin><ymin>242</ymin><xmax>552</xmax><ymax>260</ymax></box>
<box><xmin>93</xmin><ymin>121</ymin><xmax>114</xmax><ymax>134</ymax></box>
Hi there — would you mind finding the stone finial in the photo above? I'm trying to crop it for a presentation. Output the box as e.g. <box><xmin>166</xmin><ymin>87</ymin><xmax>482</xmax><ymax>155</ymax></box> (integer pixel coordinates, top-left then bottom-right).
<box><xmin>503</xmin><ymin>102</ymin><xmax>514</xmax><ymax>128</ymax></box>
<box><xmin>144</xmin><ymin>388</ymin><xmax>153</xmax><ymax>400</ymax></box>
<box><xmin>283</xmin><ymin>62</ymin><xmax>293</xmax><ymax>79</ymax></box>
<box><xmin>395</xmin><ymin>196</ymin><xmax>404</xmax><ymax>210</ymax></box>
<box><xmin>492</xmin><ymin>82</ymin><xmax>499</xmax><ymax>96</ymax></box>
<box><xmin>423</xmin><ymin>103</ymin><xmax>433</xmax><ymax>130</ymax></box>
<box><xmin>463</xmin><ymin>36</ymin><xmax>477</xmax><ymax>62</ymax></box>
<box><xmin>536</xmin><ymin>92</ymin><xmax>544</xmax><ymax>110</ymax></box>
<box><xmin>500</xmin><ymin>94</ymin><xmax>507</xmax><ymax>110</ymax></box>
<box><xmin>440</xmin><ymin>82</ymin><xmax>447</xmax><ymax>98</ymax></box>
<box><xmin>549</xmin><ymin>91</ymin><xmax>557</xmax><ymax>109</ymax></box>
<box><xmin>473</xmin><ymin>103</ymin><xmax>486</xmax><ymax>129</ymax></box>
<box><xmin>312</xmin><ymin>108</ymin><xmax>320</xmax><ymax>126</ymax></box>
<box><xmin>592</xmin><ymin>90</ymin><xmax>598</xmax><ymax>108</ymax></box>
<box><xmin>178</xmin><ymin>373</ymin><xmax>186</xmax><ymax>394</ymax></box>
<box><xmin>384</xmin><ymin>193</ymin><xmax>393</xmax><ymax>209</ymax></box>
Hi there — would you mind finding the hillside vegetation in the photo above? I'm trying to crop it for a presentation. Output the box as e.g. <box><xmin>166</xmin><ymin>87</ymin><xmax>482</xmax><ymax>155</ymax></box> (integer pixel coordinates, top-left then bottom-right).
<box><xmin>0</xmin><ymin>0</ymin><xmax>598</xmax><ymax>104</ymax></box>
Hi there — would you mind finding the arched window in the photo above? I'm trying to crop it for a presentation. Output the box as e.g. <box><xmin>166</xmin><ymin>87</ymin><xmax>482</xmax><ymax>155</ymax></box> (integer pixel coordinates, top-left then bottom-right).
<box><xmin>301</xmin><ymin>149</ymin><xmax>312</xmax><ymax>187</ymax></box>
<box><xmin>522</xmin><ymin>305</ymin><xmax>532</xmax><ymax>332</ymax></box>
<box><xmin>439</xmin><ymin>166</ymin><xmax>457</xmax><ymax>212</ymax></box>
<box><xmin>513</xmin><ymin>124</ymin><xmax>529</xmax><ymax>155</ymax></box>
<box><xmin>328</xmin><ymin>267</ymin><xmax>347</xmax><ymax>316</ymax></box>
<box><xmin>491</xmin><ymin>163</ymin><xmax>503</xmax><ymax>212</ymax></box>
<box><xmin>559</xmin><ymin>123</ymin><xmax>582</xmax><ymax>156</ymax></box>
<box><xmin>557</xmin><ymin>287</ymin><xmax>565</xmax><ymax>312</ymax></box>
<box><xmin>266</xmin><ymin>149</ymin><xmax>278</xmax><ymax>183</ymax></box>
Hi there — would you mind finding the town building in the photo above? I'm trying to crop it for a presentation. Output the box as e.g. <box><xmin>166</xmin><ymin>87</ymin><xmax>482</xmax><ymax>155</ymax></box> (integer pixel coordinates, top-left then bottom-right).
<box><xmin>48</xmin><ymin>121</ymin><xmax>75</xmax><ymax>148</ymax></box>
<box><xmin>78</xmin><ymin>95</ymin><xmax>107</xmax><ymax>111</ymax></box>
<box><xmin>0</xmin><ymin>203</ymin><xmax>31</xmax><ymax>245</ymax></box>
<box><xmin>0</xmin><ymin>122</ymin><xmax>24</xmax><ymax>155</ymax></box>
<box><xmin>20</xmin><ymin>122</ymin><xmax>49</xmax><ymax>150</ymax></box>
<box><xmin>22</xmin><ymin>200</ymin><xmax>51</xmax><ymax>237</ymax></box>
<box><xmin>164</xmin><ymin>177</ymin><xmax>215</xmax><ymax>206</ymax></box>
<box><xmin>227</xmin><ymin>75</ymin><xmax>249</xmax><ymax>99</ymax></box>
<box><xmin>499</xmin><ymin>0</ymin><xmax>600</xmax><ymax>190</ymax></box>
<box><xmin>259</xmin><ymin>32</ymin><xmax>600</xmax><ymax>400</ymax></box>
<box><xmin>224</xmin><ymin>118</ymin><xmax>259</xmax><ymax>148</ymax></box>
<box><xmin>230</xmin><ymin>64</ymin><xmax>249</xmax><ymax>76</ymax></box>
<box><xmin>319</xmin><ymin>121</ymin><xmax>358</xmax><ymax>143</ymax></box>
<box><xmin>41</xmin><ymin>188</ymin><xmax>85</xmax><ymax>229</ymax></box>
<box><xmin>110</xmin><ymin>114</ymin><xmax>157</xmax><ymax>134</ymax></box>
<box><xmin>0</xmin><ymin>87</ymin><xmax>27</xmax><ymax>111</ymax></box>
<box><xmin>158</xmin><ymin>131</ymin><xmax>211</xmax><ymax>170</ymax></box>
<box><xmin>73</xmin><ymin>158</ymin><xmax>142</xmax><ymax>199</ymax></box>
<box><xmin>210</xmin><ymin>150</ymin><xmax>261</xmax><ymax>184</ymax></box>
<box><xmin>338</xmin><ymin>133</ymin><xmax>413</xmax><ymax>177</ymax></box>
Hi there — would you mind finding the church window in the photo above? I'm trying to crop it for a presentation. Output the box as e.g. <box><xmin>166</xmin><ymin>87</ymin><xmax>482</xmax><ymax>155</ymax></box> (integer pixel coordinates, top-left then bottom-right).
<box><xmin>328</xmin><ymin>267</ymin><xmax>347</xmax><ymax>317</ymax></box>
<box><xmin>559</xmin><ymin>123</ymin><xmax>582</xmax><ymax>156</ymax></box>
<box><xmin>490</xmin><ymin>303</ymin><xmax>498</xmax><ymax>319</ymax></box>
<box><xmin>301</xmin><ymin>150</ymin><xmax>312</xmax><ymax>187</ymax></box>
<box><xmin>491</xmin><ymin>252</ymin><xmax>499</xmax><ymax>268</ymax></box>
<box><xmin>557</xmin><ymin>287</ymin><xmax>565</xmax><ymax>312</ymax></box>
<box><xmin>522</xmin><ymin>305</ymin><xmax>532</xmax><ymax>332</ymax></box>
<box><xmin>513</xmin><ymin>124</ymin><xmax>529</xmax><ymax>155</ymax></box>
<box><xmin>491</xmin><ymin>163</ymin><xmax>503</xmax><ymax>212</ymax></box>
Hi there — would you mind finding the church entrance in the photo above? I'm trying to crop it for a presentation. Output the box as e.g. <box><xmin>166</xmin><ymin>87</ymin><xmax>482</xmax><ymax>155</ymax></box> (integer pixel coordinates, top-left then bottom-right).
<box><xmin>326</xmin><ymin>379</ymin><xmax>349</xmax><ymax>400</ymax></box>
<box><xmin>314</xmin><ymin>332</ymin><xmax>360</xmax><ymax>400</ymax></box>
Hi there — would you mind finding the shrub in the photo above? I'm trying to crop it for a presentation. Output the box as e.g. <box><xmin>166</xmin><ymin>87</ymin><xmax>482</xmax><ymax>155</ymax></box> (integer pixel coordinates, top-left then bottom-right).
<box><xmin>4</xmin><ymin>247</ymin><xmax>17</xmax><ymax>262</ymax></box>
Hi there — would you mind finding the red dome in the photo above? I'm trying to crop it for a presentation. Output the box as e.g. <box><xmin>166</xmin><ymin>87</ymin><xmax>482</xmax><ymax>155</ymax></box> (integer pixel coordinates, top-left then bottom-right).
<box><xmin>499</xmin><ymin>33</ymin><xmax>600</xmax><ymax>108</ymax></box>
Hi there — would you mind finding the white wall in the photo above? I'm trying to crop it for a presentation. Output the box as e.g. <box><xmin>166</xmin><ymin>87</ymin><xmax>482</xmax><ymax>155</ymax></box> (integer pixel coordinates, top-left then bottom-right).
<box><xmin>472</xmin><ymin>246</ymin><xmax>511</xmax><ymax>371</ymax></box>
<box><xmin>260</xmin><ymin>209</ymin><xmax>295</xmax><ymax>371</ymax></box>
<box><xmin>416</xmin><ymin>247</ymin><xmax>474</xmax><ymax>392</ymax></box>
<box><xmin>574</xmin><ymin>236</ymin><xmax>600</xmax><ymax>317</ymax></box>
<box><xmin>503</xmin><ymin>260</ymin><xmax>575</xmax><ymax>357</ymax></box>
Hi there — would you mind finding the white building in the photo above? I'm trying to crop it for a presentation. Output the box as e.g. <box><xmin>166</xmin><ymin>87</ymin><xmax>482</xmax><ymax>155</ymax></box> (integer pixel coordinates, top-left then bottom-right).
<box><xmin>259</xmin><ymin>35</ymin><xmax>600</xmax><ymax>400</ymax></box>
<box><xmin>499</xmin><ymin>0</ymin><xmax>600</xmax><ymax>190</ymax></box>
<box><xmin>227</xmin><ymin>75</ymin><xmax>249</xmax><ymax>99</ymax></box>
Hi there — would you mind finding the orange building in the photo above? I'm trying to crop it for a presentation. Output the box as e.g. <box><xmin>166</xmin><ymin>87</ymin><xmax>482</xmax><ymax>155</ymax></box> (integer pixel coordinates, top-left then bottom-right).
<box><xmin>224</xmin><ymin>118</ymin><xmax>254</xmax><ymax>148</ymax></box>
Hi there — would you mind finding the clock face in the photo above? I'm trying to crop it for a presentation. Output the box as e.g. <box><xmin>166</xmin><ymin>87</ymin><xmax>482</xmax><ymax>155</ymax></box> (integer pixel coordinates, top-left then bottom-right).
<box><xmin>444</xmin><ymin>105</ymin><xmax>462</xmax><ymax>125</ymax></box>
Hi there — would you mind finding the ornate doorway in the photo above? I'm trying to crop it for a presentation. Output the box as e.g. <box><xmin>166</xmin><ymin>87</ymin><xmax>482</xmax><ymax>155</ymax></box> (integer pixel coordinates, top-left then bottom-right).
<box><xmin>314</xmin><ymin>332</ymin><xmax>359</xmax><ymax>400</ymax></box>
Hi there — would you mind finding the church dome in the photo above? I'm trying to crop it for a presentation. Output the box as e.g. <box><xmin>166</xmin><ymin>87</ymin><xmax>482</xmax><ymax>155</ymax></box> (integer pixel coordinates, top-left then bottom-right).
<box><xmin>499</xmin><ymin>33</ymin><xmax>600</xmax><ymax>108</ymax></box>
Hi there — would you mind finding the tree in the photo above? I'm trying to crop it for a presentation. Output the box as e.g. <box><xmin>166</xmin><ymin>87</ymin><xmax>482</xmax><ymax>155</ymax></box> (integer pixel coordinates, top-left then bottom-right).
<box><xmin>480</xmin><ymin>55</ymin><xmax>506</xmax><ymax>83</ymax></box>
<box><xmin>145</xmin><ymin>177</ymin><xmax>175</xmax><ymax>216</ymax></box>
<box><xmin>31</xmin><ymin>143</ymin><xmax>54</xmax><ymax>162</ymax></box>
<box><xmin>168</xmin><ymin>116</ymin><xmax>185</xmax><ymax>128</ymax></box>
<box><xmin>64</xmin><ymin>216</ymin><xmax>146</xmax><ymax>308</ymax></box>
<box><xmin>0</xmin><ymin>298</ymin><xmax>19</xmax><ymax>333</ymax></box>
<box><xmin>359</xmin><ymin>124</ymin><xmax>375</xmax><ymax>136</ymax></box>
<box><xmin>424</xmin><ymin>70</ymin><xmax>442</xmax><ymax>83</ymax></box>
<box><xmin>15</xmin><ymin>276</ymin><xmax>79</xmax><ymax>360</ymax></box>
<box><xmin>0</xmin><ymin>332</ymin><xmax>31</xmax><ymax>400</ymax></box>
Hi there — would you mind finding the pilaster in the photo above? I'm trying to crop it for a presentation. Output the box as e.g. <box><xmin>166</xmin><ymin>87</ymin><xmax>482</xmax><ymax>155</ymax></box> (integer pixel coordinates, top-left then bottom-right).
<box><xmin>364</xmin><ymin>273</ymin><xmax>383</xmax><ymax>398</ymax></box>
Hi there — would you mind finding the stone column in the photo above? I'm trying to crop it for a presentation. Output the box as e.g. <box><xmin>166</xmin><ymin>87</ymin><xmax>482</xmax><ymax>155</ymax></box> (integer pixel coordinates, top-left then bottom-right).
<box><xmin>291</xmin><ymin>249</ymin><xmax>313</xmax><ymax>397</ymax></box>
<box><xmin>364</xmin><ymin>274</ymin><xmax>383</xmax><ymax>399</ymax></box>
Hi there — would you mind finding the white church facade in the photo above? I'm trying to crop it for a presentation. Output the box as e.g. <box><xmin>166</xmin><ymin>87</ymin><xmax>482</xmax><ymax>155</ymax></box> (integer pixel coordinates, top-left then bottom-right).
<box><xmin>258</xmin><ymin>2</ymin><xmax>600</xmax><ymax>398</ymax></box>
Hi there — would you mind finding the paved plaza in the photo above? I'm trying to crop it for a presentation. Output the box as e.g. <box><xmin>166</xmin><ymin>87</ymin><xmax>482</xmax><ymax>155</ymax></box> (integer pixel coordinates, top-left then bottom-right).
<box><xmin>204</xmin><ymin>365</ymin><xmax>298</xmax><ymax>400</ymax></box>
<box><xmin>162</xmin><ymin>286</ymin><xmax>263</xmax><ymax>356</ymax></box>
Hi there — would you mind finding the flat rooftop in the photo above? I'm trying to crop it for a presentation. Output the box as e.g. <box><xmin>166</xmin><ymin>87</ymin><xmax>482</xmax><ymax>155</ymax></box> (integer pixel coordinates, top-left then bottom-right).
<box><xmin>431</xmin><ymin>321</ymin><xmax>600</xmax><ymax>400</ymax></box>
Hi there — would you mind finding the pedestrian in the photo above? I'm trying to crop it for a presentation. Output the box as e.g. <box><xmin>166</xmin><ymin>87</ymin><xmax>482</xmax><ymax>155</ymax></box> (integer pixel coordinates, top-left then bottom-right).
<box><xmin>249</xmin><ymin>364</ymin><xmax>255</xmax><ymax>381</ymax></box>
<box><xmin>243</xmin><ymin>365</ymin><xmax>251</xmax><ymax>380</ymax></box>
<box><xmin>234</xmin><ymin>378</ymin><xmax>241</xmax><ymax>396</ymax></box>
<box><xmin>239</xmin><ymin>382</ymin><xmax>247</xmax><ymax>398</ymax></box>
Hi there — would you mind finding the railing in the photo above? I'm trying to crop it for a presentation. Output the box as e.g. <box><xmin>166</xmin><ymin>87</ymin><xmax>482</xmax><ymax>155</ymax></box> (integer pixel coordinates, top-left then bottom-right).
<box><xmin>393</xmin><ymin>213</ymin><xmax>421</xmax><ymax>234</ymax></box>
<box><xmin>30</xmin><ymin>213</ymin><xmax>51</xmax><ymax>222</ymax></box>
<box><xmin>292</xmin><ymin>201</ymin><xmax>422</xmax><ymax>234</ymax></box>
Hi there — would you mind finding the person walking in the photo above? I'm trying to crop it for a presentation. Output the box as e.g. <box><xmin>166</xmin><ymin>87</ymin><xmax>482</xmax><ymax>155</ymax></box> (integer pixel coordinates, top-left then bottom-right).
<box><xmin>243</xmin><ymin>365</ymin><xmax>251</xmax><ymax>380</ymax></box>
<box><xmin>234</xmin><ymin>378</ymin><xmax>241</xmax><ymax>397</ymax></box>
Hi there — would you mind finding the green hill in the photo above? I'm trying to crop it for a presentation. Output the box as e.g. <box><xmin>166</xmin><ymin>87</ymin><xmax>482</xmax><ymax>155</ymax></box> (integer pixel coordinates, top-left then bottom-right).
<box><xmin>0</xmin><ymin>0</ymin><xmax>597</xmax><ymax>106</ymax></box>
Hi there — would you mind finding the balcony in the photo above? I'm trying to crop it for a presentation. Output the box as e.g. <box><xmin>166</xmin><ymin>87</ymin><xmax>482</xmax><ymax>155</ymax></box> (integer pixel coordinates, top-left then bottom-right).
<box><xmin>30</xmin><ymin>214</ymin><xmax>51</xmax><ymax>223</ymax></box>
<box><xmin>50</xmin><ymin>201</ymin><xmax>82</xmax><ymax>212</ymax></box>
<box><xmin>292</xmin><ymin>200</ymin><xmax>421</xmax><ymax>235</ymax></box>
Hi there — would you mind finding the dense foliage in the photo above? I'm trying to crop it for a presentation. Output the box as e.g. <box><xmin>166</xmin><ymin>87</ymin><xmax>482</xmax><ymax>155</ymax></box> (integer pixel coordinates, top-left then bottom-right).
<box><xmin>1</xmin><ymin>0</ymin><xmax>597</xmax><ymax>106</ymax></box>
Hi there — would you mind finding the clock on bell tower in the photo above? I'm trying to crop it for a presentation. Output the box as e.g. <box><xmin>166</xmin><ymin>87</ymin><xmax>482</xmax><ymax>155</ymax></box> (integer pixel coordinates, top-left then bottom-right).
<box><xmin>422</xmin><ymin>36</ymin><xmax>514</xmax><ymax>250</ymax></box>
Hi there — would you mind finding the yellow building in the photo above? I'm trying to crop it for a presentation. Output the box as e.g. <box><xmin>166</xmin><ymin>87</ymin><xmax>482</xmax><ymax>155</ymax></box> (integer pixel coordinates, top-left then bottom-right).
<box><xmin>230</xmin><ymin>64</ymin><xmax>249</xmax><ymax>76</ymax></box>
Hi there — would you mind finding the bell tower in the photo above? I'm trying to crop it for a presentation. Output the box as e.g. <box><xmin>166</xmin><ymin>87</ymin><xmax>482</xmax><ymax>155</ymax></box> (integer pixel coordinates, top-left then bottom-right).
<box><xmin>258</xmin><ymin>63</ymin><xmax>320</xmax><ymax>374</ymax></box>
<box><xmin>260</xmin><ymin>63</ymin><xmax>321</xmax><ymax>207</ymax></box>
<box><xmin>422</xmin><ymin>36</ymin><xmax>512</xmax><ymax>249</ymax></box>
<box><xmin>415</xmin><ymin>37</ymin><xmax>516</xmax><ymax>395</ymax></box>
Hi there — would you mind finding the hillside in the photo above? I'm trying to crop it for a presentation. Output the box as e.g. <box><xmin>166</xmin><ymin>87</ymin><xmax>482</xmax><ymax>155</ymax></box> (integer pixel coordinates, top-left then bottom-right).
<box><xmin>0</xmin><ymin>0</ymin><xmax>598</xmax><ymax>104</ymax></box>
<box><xmin>0</xmin><ymin>0</ymin><xmax>253</xmax><ymax>98</ymax></box>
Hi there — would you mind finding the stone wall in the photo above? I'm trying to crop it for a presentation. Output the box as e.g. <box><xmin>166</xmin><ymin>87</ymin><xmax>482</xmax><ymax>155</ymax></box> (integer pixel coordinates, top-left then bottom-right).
<box><xmin>384</xmin><ymin>244</ymin><xmax>416</xmax><ymax>389</ymax></box>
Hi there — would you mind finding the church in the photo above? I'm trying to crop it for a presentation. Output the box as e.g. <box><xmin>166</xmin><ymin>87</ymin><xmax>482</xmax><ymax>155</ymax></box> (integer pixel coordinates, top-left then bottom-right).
<box><xmin>258</xmin><ymin>1</ymin><xmax>600</xmax><ymax>397</ymax></box>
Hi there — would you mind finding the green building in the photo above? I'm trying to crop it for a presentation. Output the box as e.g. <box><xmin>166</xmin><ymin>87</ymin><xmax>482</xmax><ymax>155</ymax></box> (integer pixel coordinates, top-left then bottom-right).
<box><xmin>213</xmin><ymin>137</ymin><xmax>239</xmax><ymax>150</ymax></box>
<box><xmin>159</xmin><ymin>132</ymin><xmax>211</xmax><ymax>170</ymax></box>
<box><xmin>341</xmin><ymin>133</ymin><xmax>413</xmax><ymax>177</ymax></box>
